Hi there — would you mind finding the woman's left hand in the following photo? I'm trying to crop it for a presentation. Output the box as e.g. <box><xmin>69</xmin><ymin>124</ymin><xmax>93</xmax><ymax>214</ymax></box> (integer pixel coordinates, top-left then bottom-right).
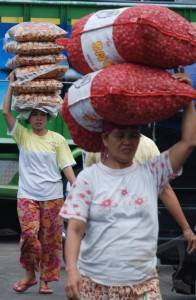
<box><xmin>183</xmin><ymin>228</ymin><xmax>196</xmax><ymax>254</ymax></box>
<box><xmin>172</xmin><ymin>72</ymin><xmax>192</xmax><ymax>86</ymax></box>
<box><xmin>65</xmin><ymin>268</ymin><xmax>82</xmax><ymax>300</ymax></box>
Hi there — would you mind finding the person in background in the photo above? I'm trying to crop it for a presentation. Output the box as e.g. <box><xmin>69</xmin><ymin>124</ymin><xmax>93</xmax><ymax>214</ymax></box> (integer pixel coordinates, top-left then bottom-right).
<box><xmin>60</xmin><ymin>73</ymin><xmax>196</xmax><ymax>300</ymax></box>
<box><xmin>84</xmin><ymin>133</ymin><xmax>196</xmax><ymax>253</ymax></box>
<box><xmin>3</xmin><ymin>73</ymin><xmax>76</xmax><ymax>294</ymax></box>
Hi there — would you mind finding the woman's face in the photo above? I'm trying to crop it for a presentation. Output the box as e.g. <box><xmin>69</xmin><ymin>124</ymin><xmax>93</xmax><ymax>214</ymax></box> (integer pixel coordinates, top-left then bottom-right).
<box><xmin>102</xmin><ymin>127</ymin><xmax>141</xmax><ymax>168</ymax></box>
<box><xmin>29</xmin><ymin>110</ymin><xmax>48</xmax><ymax>131</ymax></box>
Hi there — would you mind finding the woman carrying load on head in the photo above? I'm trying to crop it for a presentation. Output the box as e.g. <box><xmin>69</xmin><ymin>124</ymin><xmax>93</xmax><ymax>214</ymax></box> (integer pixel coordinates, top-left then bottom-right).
<box><xmin>3</xmin><ymin>72</ymin><xmax>76</xmax><ymax>295</ymax></box>
<box><xmin>60</xmin><ymin>73</ymin><xmax>196</xmax><ymax>300</ymax></box>
<box><xmin>83</xmin><ymin>134</ymin><xmax>196</xmax><ymax>256</ymax></box>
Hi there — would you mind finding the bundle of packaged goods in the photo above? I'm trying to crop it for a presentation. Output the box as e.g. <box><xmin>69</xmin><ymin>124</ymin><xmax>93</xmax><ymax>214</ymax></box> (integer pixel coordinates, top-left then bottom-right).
<box><xmin>59</xmin><ymin>5</ymin><xmax>196</xmax><ymax>152</ymax></box>
<box><xmin>5</xmin><ymin>22</ymin><xmax>67</xmax><ymax>113</ymax></box>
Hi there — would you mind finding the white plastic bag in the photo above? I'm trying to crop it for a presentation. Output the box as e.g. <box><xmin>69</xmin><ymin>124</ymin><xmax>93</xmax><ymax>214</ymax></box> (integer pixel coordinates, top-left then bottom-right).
<box><xmin>7</xmin><ymin>54</ymin><xmax>66</xmax><ymax>69</ymax></box>
<box><xmin>4</xmin><ymin>41</ymin><xmax>64</xmax><ymax>55</ymax></box>
<box><xmin>12</xmin><ymin>93</ymin><xmax>63</xmax><ymax>112</ymax></box>
<box><xmin>7</xmin><ymin>22</ymin><xmax>66</xmax><ymax>42</ymax></box>
<box><xmin>11</xmin><ymin>79</ymin><xmax>63</xmax><ymax>94</ymax></box>
<box><xmin>15</xmin><ymin>64</ymin><xmax>67</xmax><ymax>84</ymax></box>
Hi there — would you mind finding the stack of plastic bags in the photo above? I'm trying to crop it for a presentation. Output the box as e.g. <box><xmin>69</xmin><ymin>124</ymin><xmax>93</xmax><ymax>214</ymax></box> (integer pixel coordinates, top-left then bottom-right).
<box><xmin>4</xmin><ymin>22</ymin><xmax>67</xmax><ymax>115</ymax></box>
<box><xmin>58</xmin><ymin>5</ymin><xmax>196</xmax><ymax>151</ymax></box>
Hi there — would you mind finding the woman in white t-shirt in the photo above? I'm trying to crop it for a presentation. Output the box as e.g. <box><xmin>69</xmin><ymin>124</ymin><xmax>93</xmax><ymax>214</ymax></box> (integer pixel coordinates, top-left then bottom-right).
<box><xmin>3</xmin><ymin>75</ymin><xmax>76</xmax><ymax>294</ymax></box>
<box><xmin>83</xmin><ymin>136</ymin><xmax>196</xmax><ymax>253</ymax></box>
<box><xmin>60</xmin><ymin>99</ymin><xmax>196</xmax><ymax>300</ymax></box>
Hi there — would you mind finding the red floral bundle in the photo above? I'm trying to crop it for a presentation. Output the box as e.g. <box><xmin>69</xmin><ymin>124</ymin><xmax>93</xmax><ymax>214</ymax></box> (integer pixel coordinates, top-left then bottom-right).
<box><xmin>65</xmin><ymin>63</ymin><xmax>196</xmax><ymax>126</ymax></box>
<box><xmin>62</xmin><ymin>63</ymin><xmax>196</xmax><ymax>151</ymax></box>
<box><xmin>57</xmin><ymin>5</ymin><xmax>196</xmax><ymax>74</ymax></box>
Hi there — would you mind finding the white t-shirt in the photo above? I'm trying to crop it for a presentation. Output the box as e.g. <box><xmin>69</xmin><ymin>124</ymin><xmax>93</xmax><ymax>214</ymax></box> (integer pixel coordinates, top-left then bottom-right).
<box><xmin>60</xmin><ymin>151</ymin><xmax>175</xmax><ymax>286</ymax></box>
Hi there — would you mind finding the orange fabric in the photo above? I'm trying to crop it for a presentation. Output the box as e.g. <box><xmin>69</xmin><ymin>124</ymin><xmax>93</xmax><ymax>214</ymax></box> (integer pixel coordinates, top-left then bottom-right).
<box><xmin>17</xmin><ymin>197</ymin><xmax>64</xmax><ymax>281</ymax></box>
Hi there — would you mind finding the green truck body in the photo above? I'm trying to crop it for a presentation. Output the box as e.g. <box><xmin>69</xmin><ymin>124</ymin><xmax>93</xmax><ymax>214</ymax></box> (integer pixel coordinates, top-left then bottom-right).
<box><xmin>0</xmin><ymin>0</ymin><xmax>196</xmax><ymax>214</ymax></box>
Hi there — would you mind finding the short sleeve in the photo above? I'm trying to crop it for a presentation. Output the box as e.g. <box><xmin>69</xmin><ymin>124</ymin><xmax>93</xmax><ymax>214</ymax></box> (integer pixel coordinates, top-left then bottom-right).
<box><xmin>147</xmin><ymin>151</ymin><xmax>176</xmax><ymax>194</ymax></box>
<box><xmin>56</xmin><ymin>136</ymin><xmax>76</xmax><ymax>169</ymax></box>
<box><xmin>9</xmin><ymin>121</ymin><xmax>26</xmax><ymax>146</ymax></box>
<box><xmin>60</xmin><ymin>173</ymin><xmax>93</xmax><ymax>223</ymax></box>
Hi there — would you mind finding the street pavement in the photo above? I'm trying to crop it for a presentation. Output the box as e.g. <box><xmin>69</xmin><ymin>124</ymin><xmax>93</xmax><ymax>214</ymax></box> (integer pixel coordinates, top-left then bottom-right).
<box><xmin>0</xmin><ymin>231</ymin><xmax>66</xmax><ymax>300</ymax></box>
<box><xmin>0</xmin><ymin>230</ymin><xmax>196</xmax><ymax>300</ymax></box>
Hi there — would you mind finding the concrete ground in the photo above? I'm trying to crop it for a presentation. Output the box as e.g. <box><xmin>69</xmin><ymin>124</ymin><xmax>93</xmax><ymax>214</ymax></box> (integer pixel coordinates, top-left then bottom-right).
<box><xmin>0</xmin><ymin>229</ymin><xmax>195</xmax><ymax>300</ymax></box>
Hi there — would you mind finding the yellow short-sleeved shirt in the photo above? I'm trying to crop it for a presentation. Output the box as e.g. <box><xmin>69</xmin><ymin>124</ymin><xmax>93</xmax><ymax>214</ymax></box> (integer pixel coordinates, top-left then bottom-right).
<box><xmin>11</xmin><ymin>121</ymin><xmax>76</xmax><ymax>201</ymax></box>
<box><xmin>134</xmin><ymin>135</ymin><xmax>160</xmax><ymax>163</ymax></box>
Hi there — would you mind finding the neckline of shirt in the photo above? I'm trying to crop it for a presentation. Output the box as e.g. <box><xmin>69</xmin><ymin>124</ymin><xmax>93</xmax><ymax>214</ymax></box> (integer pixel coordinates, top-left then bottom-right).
<box><xmin>30</xmin><ymin>129</ymin><xmax>50</xmax><ymax>138</ymax></box>
<box><xmin>97</xmin><ymin>161</ymin><xmax>137</xmax><ymax>176</ymax></box>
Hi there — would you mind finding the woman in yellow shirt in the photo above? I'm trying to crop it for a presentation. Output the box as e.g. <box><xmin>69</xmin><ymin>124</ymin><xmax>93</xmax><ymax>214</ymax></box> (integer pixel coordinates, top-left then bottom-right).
<box><xmin>3</xmin><ymin>74</ymin><xmax>76</xmax><ymax>294</ymax></box>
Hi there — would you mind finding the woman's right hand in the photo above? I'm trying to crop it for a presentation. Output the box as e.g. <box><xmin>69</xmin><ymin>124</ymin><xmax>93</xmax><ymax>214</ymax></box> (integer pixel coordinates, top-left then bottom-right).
<box><xmin>65</xmin><ymin>269</ymin><xmax>82</xmax><ymax>300</ymax></box>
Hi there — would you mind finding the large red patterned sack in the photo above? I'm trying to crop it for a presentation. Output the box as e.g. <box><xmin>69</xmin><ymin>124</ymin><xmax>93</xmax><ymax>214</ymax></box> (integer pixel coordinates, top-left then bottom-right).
<box><xmin>62</xmin><ymin>98</ymin><xmax>102</xmax><ymax>152</ymax></box>
<box><xmin>56</xmin><ymin>5</ymin><xmax>196</xmax><ymax>74</ymax></box>
<box><xmin>65</xmin><ymin>63</ymin><xmax>196</xmax><ymax>129</ymax></box>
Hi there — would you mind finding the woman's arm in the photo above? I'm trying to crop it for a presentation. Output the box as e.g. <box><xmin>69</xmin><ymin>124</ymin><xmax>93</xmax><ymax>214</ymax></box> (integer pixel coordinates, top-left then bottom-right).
<box><xmin>160</xmin><ymin>184</ymin><xmax>190</xmax><ymax>232</ymax></box>
<box><xmin>65</xmin><ymin>219</ymin><xmax>86</xmax><ymax>300</ymax></box>
<box><xmin>165</xmin><ymin>71</ymin><xmax>196</xmax><ymax>253</ymax></box>
<box><xmin>3</xmin><ymin>72</ymin><xmax>16</xmax><ymax>132</ymax></box>
<box><xmin>63</xmin><ymin>166</ymin><xmax>76</xmax><ymax>185</ymax></box>
<box><xmin>169</xmin><ymin>101</ymin><xmax>196</xmax><ymax>173</ymax></box>
<box><xmin>160</xmin><ymin>184</ymin><xmax>196</xmax><ymax>253</ymax></box>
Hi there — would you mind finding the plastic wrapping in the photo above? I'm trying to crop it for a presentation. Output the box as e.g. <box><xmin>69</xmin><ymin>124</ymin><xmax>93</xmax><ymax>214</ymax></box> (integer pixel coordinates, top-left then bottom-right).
<box><xmin>7</xmin><ymin>22</ymin><xmax>66</xmax><ymax>42</ymax></box>
<box><xmin>4</xmin><ymin>41</ymin><xmax>64</xmax><ymax>55</ymax></box>
<box><xmin>11</xmin><ymin>79</ymin><xmax>63</xmax><ymax>94</ymax></box>
<box><xmin>57</xmin><ymin>5</ymin><xmax>196</xmax><ymax>74</ymax></box>
<box><xmin>7</xmin><ymin>54</ymin><xmax>66</xmax><ymax>69</ymax></box>
<box><xmin>17</xmin><ymin>106</ymin><xmax>60</xmax><ymax>119</ymax></box>
<box><xmin>12</xmin><ymin>93</ymin><xmax>63</xmax><ymax>112</ymax></box>
<box><xmin>15</xmin><ymin>64</ymin><xmax>67</xmax><ymax>84</ymax></box>
<box><xmin>4</xmin><ymin>22</ymin><xmax>65</xmax><ymax>119</ymax></box>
